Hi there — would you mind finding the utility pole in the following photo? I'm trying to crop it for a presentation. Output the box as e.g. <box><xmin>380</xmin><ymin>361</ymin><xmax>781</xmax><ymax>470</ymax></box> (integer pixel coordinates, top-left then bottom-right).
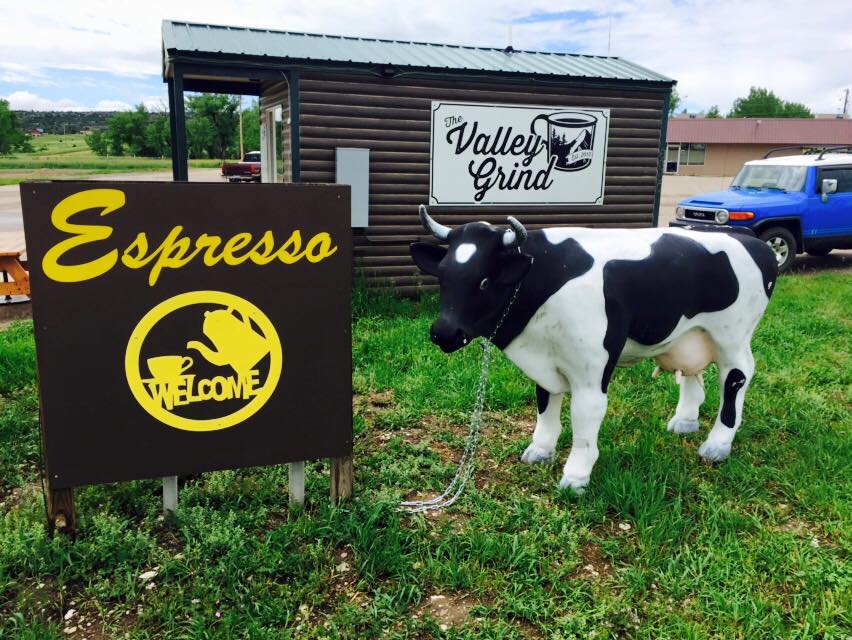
<box><xmin>607</xmin><ymin>15</ymin><xmax>612</xmax><ymax>55</ymax></box>
<box><xmin>843</xmin><ymin>88</ymin><xmax>849</xmax><ymax>119</ymax></box>
<box><xmin>239</xmin><ymin>95</ymin><xmax>244</xmax><ymax>158</ymax></box>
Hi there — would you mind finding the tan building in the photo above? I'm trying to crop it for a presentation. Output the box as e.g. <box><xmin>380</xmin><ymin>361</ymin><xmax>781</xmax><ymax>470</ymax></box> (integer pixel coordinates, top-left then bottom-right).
<box><xmin>665</xmin><ymin>118</ymin><xmax>852</xmax><ymax>177</ymax></box>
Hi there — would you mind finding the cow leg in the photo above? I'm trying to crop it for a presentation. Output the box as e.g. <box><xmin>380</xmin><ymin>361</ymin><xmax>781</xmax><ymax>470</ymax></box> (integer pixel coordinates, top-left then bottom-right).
<box><xmin>559</xmin><ymin>385</ymin><xmax>608</xmax><ymax>492</ymax></box>
<box><xmin>667</xmin><ymin>374</ymin><xmax>705</xmax><ymax>434</ymax></box>
<box><xmin>521</xmin><ymin>386</ymin><xmax>564</xmax><ymax>464</ymax></box>
<box><xmin>698</xmin><ymin>347</ymin><xmax>755</xmax><ymax>462</ymax></box>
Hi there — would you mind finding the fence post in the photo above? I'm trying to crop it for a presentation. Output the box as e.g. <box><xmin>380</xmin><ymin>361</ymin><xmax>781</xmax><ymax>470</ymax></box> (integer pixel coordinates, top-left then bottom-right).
<box><xmin>45</xmin><ymin>481</ymin><xmax>76</xmax><ymax>535</ymax></box>
<box><xmin>163</xmin><ymin>476</ymin><xmax>178</xmax><ymax>514</ymax></box>
<box><xmin>330</xmin><ymin>455</ymin><xmax>353</xmax><ymax>502</ymax></box>
<box><xmin>289</xmin><ymin>461</ymin><xmax>305</xmax><ymax>507</ymax></box>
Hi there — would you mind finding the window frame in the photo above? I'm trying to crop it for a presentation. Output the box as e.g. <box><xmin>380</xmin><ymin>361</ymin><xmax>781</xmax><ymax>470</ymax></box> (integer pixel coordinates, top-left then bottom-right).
<box><xmin>817</xmin><ymin>165</ymin><xmax>852</xmax><ymax>194</ymax></box>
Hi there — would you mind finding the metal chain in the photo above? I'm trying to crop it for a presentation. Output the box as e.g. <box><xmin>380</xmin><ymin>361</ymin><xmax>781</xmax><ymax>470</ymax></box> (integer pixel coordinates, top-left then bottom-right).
<box><xmin>398</xmin><ymin>283</ymin><xmax>521</xmax><ymax>514</ymax></box>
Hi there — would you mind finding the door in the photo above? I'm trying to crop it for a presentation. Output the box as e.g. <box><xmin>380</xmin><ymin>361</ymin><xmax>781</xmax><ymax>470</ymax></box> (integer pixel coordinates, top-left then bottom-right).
<box><xmin>665</xmin><ymin>144</ymin><xmax>680</xmax><ymax>173</ymax></box>
<box><xmin>260</xmin><ymin>108</ymin><xmax>276</xmax><ymax>183</ymax></box>
<box><xmin>811</xmin><ymin>166</ymin><xmax>852</xmax><ymax>237</ymax></box>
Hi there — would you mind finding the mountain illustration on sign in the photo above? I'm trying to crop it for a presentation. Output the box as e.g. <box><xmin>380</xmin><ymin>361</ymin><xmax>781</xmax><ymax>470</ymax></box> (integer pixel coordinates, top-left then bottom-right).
<box><xmin>530</xmin><ymin>111</ymin><xmax>597</xmax><ymax>172</ymax></box>
<box><xmin>186</xmin><ymin>307</ymin><xmax>272</xmax><ymax>377</ymax></box>
<box><xmin>550</xmin><ymin>128</ymin><xmax>592</xmax><ymax>166</ymax></box>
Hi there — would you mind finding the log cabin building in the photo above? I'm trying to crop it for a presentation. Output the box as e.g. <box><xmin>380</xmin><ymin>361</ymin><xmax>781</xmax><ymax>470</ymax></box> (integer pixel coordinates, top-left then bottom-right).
<box><xmin>162</xmin><ymin>20</ymin><xmax>675</xmax><ymax>292</ymax></box>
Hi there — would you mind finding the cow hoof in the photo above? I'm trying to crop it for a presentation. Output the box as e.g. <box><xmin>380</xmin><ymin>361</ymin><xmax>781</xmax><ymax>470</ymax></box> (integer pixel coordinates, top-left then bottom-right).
<box><xmin>698</xmin><ymin>441</ymin><xmax>732</xmax><ymax>462</ymax></box>
<box><xmin>667</xmin><ymin>418</ymin><xmax>700</xmax><ymax>434</ymax></box>
<box><xmin>521</xmin><ymin>444</ymin><xmax>555</xmax><ymax>465</ymax></box>
<box><xmin>558</xmin><ymin>473</ymin><xmax>589</xmax><ymax>494</ymax></box>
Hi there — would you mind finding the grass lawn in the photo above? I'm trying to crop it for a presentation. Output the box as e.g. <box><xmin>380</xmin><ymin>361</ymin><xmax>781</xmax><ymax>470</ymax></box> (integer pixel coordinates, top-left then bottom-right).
<box><xmin>0</xmin><ymin>135</ymin><xmax>221</xmax><ymax>184</ymax></box>
<box><xmin>0</xmin><ymin>271</ymin><xmax>850</xmax><ymax>639</ymax></box>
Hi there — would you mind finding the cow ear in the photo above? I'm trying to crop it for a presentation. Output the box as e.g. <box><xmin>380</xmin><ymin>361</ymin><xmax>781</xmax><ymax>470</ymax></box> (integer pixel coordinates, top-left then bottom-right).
<box><xmin>410</xmin><ymin>242</ymin><xmax>447</xmax><ymax>277</ymax></box>
<box><xmin>496</xmin><ymin>253</ymin><xmax>533</xmax><ymax>285</ymax></box>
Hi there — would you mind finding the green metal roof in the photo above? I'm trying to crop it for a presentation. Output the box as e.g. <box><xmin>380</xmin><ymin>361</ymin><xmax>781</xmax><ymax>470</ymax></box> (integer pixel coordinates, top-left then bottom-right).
<box><xmin>162</xmin><ymin>20</ymin><xmax>673</xmax><ymax>84</ymax></box>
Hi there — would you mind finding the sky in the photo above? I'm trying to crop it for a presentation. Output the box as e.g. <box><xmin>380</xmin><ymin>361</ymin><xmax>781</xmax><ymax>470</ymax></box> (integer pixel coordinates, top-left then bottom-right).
<box><xmin>1</xmin><ymin>0</ymin><xmax>850</xmax><ymax>116</ymax></box>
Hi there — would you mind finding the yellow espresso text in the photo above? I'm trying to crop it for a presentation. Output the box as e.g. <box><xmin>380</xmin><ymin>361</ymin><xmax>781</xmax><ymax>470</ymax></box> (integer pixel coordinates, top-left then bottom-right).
<box><xmin>42</xmin><ymin>189</ymin><xmax>339</xmax><ymax>286</ymax></box>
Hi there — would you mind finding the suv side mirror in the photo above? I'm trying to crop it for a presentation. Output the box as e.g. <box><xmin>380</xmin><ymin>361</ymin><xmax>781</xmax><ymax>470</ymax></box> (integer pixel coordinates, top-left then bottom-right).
<box><xmin>821</xmin><ymin>178</ymin><xmax>837</xmax><ymax>203</ymax></box>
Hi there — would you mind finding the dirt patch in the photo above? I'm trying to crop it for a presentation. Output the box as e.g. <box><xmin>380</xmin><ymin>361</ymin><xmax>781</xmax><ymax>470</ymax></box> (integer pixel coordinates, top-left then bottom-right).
<box><xmin>12</xmin><ymin>584</ymin><xmax>135</xmax><ymax>640</ymax></box>
<box><xmin>569</xmin><ymin>542</ymin><xmax>614</xmax><ymax>581</ymax></box>
<box><xmin>773</xmin><ymin>515</ymin><xmax>826</xmax><ymax>547</ymax></box>
<box><xmin>1</xmin><ymin>480</ymin><xmax>40</xmax><ymax>511</ymax></box>
<box><xmin>427</xmin><ymin>439</ymin><xmax>459</xmax><ymax>463</ymax></box>
<box><xmin>368</xmin><ymin>390</ymin><xmax>395</xmax><ymax>407</ymax></box>
<box><xmin>60</xmin><ymin>613</ymin><xmax>112</xmax><ymax>640</ymax></box>
<box><xmin>414</xmin><ymin>592</ymin><xmax>477</xmax><ymax>630</ymax></box>
<box><xmin>303</xmin><ymin>547</ymin><xmax>371</xmax><ymax>630</ymax></box>
<box><xmin>513</xmin><ymin>620</ymin><xmax>545</xmax><ymax>639</ymax></box>
<box><xmin>353</xmin><ymin>390</ymin><xmax>396</xmax><ymax>415</ymax></box>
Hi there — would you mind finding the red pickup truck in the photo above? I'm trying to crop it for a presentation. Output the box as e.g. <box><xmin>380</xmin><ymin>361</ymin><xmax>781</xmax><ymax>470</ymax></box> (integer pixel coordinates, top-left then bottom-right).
<box><xmin>221</xmin><ymin>151</ymin><xmax>261</xmax><ymax>182</ymax></box>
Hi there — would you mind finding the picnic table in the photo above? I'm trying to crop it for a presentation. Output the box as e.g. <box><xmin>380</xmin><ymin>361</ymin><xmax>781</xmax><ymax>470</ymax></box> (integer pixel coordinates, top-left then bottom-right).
<box><xmin>0</xmin><ymin>232</ymin><xmax>30</xmax><ymax>299</ymax></box>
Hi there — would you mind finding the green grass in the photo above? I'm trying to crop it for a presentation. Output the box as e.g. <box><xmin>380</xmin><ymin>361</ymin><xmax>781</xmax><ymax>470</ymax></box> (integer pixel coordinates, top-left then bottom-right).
<box><xmin>0</xmin><ymin>134</ymin><xmax>221</xmax><ymax>184</ymax></box>
<box><xmin>1</xmin><ymin>272</ymin><xmax>850</xmax><ymax>639</ymax></box>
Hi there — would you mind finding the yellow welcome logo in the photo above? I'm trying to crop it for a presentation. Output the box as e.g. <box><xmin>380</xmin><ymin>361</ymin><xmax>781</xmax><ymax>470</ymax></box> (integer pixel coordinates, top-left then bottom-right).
<box><xmin>125</xmin><ymin>291</ymin><xmax>282</xmax><ymax>431</ymax></box>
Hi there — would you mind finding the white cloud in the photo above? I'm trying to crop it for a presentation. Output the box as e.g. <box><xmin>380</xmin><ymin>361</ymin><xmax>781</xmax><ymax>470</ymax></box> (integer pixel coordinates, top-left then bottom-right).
<box><xmin>497</xmin><ymin>2</ymin><xmax>852</xmax><ymax>114</ymax></box>
<box><xmin>0</xmin><ymin>62</ymin><xmax>55</xmax><ymax>86</ymax></box>
<box><xmin>94</xmin><ymin>99</ymin><xmax>132</xmax><ymax>111</ymax></box>
<box><xmin>141</xmin><ymin>95</ymin><xmax>168</xmax><ymax>112</ymax></box>
<box><xmin>3</xmin><ymin>90</ymin><xmax>86</xmax><ymax>111</ymax></box>
<box><xmin>1</xmin><ymin>1</ymin><xmax>851</xmax><ymax>114</ymax></box>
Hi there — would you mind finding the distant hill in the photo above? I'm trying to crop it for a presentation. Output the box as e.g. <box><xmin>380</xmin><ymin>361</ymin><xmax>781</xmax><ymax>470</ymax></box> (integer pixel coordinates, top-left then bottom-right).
<box><xmin>14</xmin><ymin>111</ymin><xmax>119</xmax><ymax>134</ymax></box>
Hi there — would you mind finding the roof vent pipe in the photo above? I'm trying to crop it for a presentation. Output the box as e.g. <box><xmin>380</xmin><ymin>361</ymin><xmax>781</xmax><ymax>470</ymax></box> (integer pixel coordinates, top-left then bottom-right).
<box><xmin>505</xmin><ymin>24</ymin><xmax>514</xmax><ymax>54</ymax></box>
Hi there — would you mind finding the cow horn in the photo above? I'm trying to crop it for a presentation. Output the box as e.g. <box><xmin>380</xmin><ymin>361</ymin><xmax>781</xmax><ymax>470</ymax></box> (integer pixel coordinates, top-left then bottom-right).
<box><xmin>419</xmin><ymin>205</ymin><xmax>451</xmax><ymax>241</ymax></box>
<box><xmin>503</xmin><ymin>216</ymin><xmax>528</xmax><ymax>248</ymax></box>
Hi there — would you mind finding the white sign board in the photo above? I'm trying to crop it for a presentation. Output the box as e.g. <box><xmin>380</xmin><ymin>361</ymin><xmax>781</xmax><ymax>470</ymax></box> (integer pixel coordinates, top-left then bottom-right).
<box><xmin>429</xmin><ymin>101</ymin><xmax>610</xmax><ymax>206</ymax></box>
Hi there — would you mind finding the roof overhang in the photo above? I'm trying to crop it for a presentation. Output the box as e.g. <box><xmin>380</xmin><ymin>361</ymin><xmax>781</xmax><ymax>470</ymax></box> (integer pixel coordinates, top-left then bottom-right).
<box><xmin>162</xmin><ymin>19</ymin><xmax>675</xmax><ymax>94</ymax></box>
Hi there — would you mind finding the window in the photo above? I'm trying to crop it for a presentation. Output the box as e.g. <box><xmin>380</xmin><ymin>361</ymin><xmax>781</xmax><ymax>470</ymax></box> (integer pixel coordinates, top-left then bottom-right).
<box><xmin>665</xmin><ymin>144</ymin><xmax>680</xmax><ymax>172</ymax></box>
<box><xmin>731</xmin><ymin>165</ymin><xmax>807</xmax><ymax>192</ymax></box>
<box><xmin>678</xmin><ymin>143</ymin><xmax>706</xmax><ymax>166</ymax></box>
<box><xmin>818</xmin><ymin>167</ymin><xmax>852</xmax><ymax>193</ymax></box>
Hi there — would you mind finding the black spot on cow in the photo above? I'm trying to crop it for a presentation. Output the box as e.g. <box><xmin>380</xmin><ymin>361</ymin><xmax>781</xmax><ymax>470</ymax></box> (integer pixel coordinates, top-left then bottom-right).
<box><xmin>729</xmin><ymin>234</ymin><xmax>778</xmax><ymax>298</ymax></box>
<box><xmin>600</xmin><ymin>234</ymin><xmax>740</xmax><ymax>392</ymax></box>
<box><xmin>536</xmin><ymin>384</ymin><xmax>549</xmax><ymax>414</ymax></box>
<box><xmin>491</xmin><ymin>232</ymin><xmax>594</xmax><ymax>349</ymax></box>
<box><xmin>672</xmin><ymin>225</ymin><xmax>777</xmax><ymax>298</ymax></box>
<box><xmin>721</xmin><ymin>368</ymin><xmax>747</xmax><ymax>427</ymax></box>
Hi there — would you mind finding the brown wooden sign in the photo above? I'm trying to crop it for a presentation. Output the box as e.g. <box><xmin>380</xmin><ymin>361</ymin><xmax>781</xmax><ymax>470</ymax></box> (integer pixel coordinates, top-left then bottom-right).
<box><xmin>20</xmin><ymin>182</ymin><xmax>352</xmax><ymax>489</ymax></box>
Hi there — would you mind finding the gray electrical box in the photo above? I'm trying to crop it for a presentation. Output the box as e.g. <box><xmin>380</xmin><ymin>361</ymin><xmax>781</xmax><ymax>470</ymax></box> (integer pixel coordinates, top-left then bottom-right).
<box><xmin>335</xmin><ymin>147</ymin><xmax>370</xmax><ymax>228</ymax></box>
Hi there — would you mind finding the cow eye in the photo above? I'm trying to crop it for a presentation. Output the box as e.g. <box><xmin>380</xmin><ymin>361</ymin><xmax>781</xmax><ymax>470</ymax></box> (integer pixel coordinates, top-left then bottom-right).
<box><xmin>479</xmin><ymin>277</ymin><xmax>490</xmax><ymax>290</ymax></box>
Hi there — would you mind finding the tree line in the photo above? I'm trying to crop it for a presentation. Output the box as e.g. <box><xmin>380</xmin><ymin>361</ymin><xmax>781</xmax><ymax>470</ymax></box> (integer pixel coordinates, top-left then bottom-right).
<box><xmin>85</xmin><ymin>95</ymin><xmax>260</xmax><ymax>159</ymax></box>
<box><xmin>0</xmin><ymin>99</ymin><xmax>33</xmax><ymax>154</ymax></box>
<box><xmin>15</xmin><ymin>110</ymin><xmax>114</xmax><ymax>134</ymax></box>
<box><xmin>669</xmin><ymin>86</ymin><xmax>814</xmax><ymax>118</ymax></box>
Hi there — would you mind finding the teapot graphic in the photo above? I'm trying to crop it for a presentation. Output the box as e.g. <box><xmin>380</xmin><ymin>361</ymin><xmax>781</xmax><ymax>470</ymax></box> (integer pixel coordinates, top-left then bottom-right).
<box><xmin>187</xmin><ymin>307</ymin><xmax>272</xmax><ymax>376</ymax></box>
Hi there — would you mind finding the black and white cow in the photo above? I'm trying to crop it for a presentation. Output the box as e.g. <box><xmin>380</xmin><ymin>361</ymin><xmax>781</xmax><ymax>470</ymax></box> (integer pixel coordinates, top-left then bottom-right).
<box><xmin>410</xmin><ymin>206</ymin><xmax>777</xmax><ymax>491</ymax></box>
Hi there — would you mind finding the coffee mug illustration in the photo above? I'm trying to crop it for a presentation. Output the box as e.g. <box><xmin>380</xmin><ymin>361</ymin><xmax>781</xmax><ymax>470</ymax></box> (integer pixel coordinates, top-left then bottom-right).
<box><xmin>531</xmin><ymin>111</ymin><xmax>598</xmax><ymax>172</ymax></box>
<box><xmin>146</xmin><ymin>355</ymin><xmax>193</xmax><ymax>384</ymax></box>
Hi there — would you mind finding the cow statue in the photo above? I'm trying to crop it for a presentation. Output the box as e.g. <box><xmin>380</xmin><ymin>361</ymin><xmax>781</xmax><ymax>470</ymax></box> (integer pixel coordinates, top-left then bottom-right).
<box><xmin>410</xmin><ymin>206</ymin><xmax>777</xmax><ymax>492</ymax></box>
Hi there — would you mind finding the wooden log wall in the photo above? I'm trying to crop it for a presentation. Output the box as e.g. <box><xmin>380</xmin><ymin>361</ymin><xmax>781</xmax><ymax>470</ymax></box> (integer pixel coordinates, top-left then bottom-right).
<box><xmin>296</xmin><ymin>71</ymin><xmax>667</xmax><ymax>293</ymax></box>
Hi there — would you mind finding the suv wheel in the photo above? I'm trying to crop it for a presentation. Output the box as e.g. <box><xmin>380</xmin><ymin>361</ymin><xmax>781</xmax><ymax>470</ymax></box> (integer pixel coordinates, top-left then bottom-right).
<box><xmin>758</xmin><ymin>227</ymin><xmax>797</xmax><ymax>272</ymax></box>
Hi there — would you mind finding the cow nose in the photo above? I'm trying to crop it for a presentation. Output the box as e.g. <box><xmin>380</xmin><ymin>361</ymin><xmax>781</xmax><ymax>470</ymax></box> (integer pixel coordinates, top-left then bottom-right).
<box><xmin>430</xmin><ymin>317</ymin><xmax>469</xmax><ymax>353</ymax></box>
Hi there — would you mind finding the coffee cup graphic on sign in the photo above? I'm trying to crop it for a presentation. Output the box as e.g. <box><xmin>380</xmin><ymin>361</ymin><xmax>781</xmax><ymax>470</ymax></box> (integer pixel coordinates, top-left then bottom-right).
<box><xmin>531</xmin><ymin>111</ymin><xmax>598</xmax><ymax>172</ymax></box>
